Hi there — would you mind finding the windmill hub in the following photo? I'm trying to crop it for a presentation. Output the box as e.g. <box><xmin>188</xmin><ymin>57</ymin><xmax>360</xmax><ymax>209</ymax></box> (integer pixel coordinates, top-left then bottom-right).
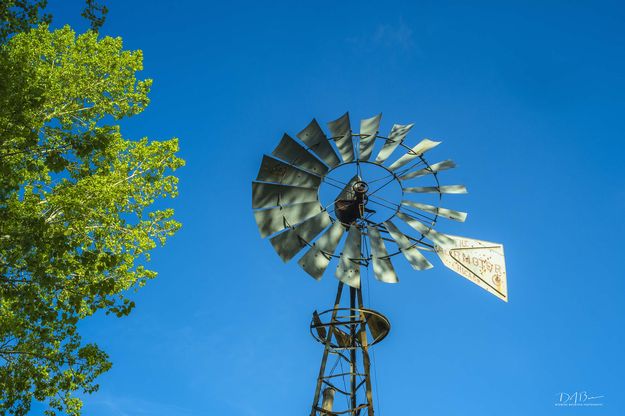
<box><xmin>334</xmin><ymin>180</ymin><xmax>370</xmax><ymax>225</ymax></box>
<box><xmin>352</xmin><ymin>180</ymin><xmax>369</xmax><ymax>194</ymax></box>
<box><xmin>319</xmin><ymin>161</ymin><xmax>403</xmax><ymax>227</ymax></box>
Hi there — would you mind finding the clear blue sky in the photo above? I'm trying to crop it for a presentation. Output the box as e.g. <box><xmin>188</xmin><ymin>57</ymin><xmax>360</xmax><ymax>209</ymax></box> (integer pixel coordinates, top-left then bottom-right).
<box><xmin>38</xmin><ymin>1</ymin><xmax>625</xmax><ymax>415</ymax></box>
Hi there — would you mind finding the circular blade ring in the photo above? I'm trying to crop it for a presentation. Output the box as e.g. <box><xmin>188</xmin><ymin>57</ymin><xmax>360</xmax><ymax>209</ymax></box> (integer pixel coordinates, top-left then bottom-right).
<box><xmin>252</xmin><ymin>113</ymin><xmax>469</xmax><ymax>283</ymax></box>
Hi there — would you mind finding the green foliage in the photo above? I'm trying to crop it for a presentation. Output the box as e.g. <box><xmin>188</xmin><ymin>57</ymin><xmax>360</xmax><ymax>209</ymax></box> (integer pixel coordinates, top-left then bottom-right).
<box><xmin>0</xmin><ymin>0</ymin><xmax>108</xmax><ymax>44</ymax></box>
<box><xmin>0</xmin><ymin>25</ymin><xmax>183</xmax><ymax>415</ymax></box>
<box><xmin>0</xmin><ymin>1</ymin><xmax>51</xmax><ymax>43</ymax></box>
<box><xmin>81</xmin><ymin>0</ymin><xmax>108</xmax><ymax>31</ymax></box>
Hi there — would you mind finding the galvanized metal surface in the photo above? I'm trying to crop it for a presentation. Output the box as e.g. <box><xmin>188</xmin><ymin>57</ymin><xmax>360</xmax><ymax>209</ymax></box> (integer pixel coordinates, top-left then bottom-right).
<box><xmin>404</xmin><ymin>185</ymin><xmax>468</xmax><ymax>194</ymax></box>
<box><xmin>336</xmin><ymin>225</ymin><xmax>362</xmax><ymax>288</ymax></box>
<box><xmin>269</xmin><ymin>211</ymin><xmax>332</xmax><ymax>262</ymax></box>
<box><xmin>297</xmin><ymin>119</ymin><xmax>341</xmax><ymax>167</ymax></box>
<box><xmin>399</xmin><ymin>159</ymin><xmax>456</xmax><ymax>180</ymax></box>
<box><xmin>397</xmin><ymin>212</ymin><xmax>455</xmax><ymax>248</ymax></box>
<box><xmin>388</xmin><ymin>139</ymin><xmax>441</xmax><ymax>171</ymax></box>
<box><xmin>298</xmin><ymin>221</ymin><xmax>345</xmax><ymax>279</ymax></box>
<box><xmin>327</xmin><ymin>112</ymin><xmax>354</xmax><ymax>163</ymax></box>
<box><xmin>384</xmin><ymin>220</ymin><xmax>433</xmax><ymax>270</ymax></box>
<box><xmin>375</xmin><ymin>123</ymin><xmax>414</xmax><ymax>163</ymax></box>
<box><xmin>254</xmin><ymin>201</ymin><xmax>324</xmax><ymax>238</ymax></box>
<box><xmin>435</xmin><ymin>235</ymin><xmax>508</xmax><ymax>302</ymax></box>
<box><xmin>367</xmin><ymin>226</ymin><xmax>399</xmax><ymax>283</ymax></box>
<box><xmin>252</xmin><ymin>182</ymin><xmax>318</xmax><ymax>209</ymax></box>
<box><xmin>256</xmin><ymin>155</ymin><xmax>322</xmax><ymax>188</ymax></box>
<box><xmin>401</xmin><ymin>200</ymin><xmax>468</xmax><ymax>222</ymax></box>
<box><xmin>272</xmin><ymin>133</ymin><xmax>330</xmax><ymax>176</ymax></box>
<box><xmin>358</xmin><ymin>113</ymin><xmax>382</xmax><ymax>161</ymax></box>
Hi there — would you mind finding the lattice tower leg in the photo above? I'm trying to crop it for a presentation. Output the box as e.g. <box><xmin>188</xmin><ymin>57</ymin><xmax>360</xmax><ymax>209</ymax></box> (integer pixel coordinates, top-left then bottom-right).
<box><xmin>309</xmin><ymin>282</ymin><xmax>388</xmax><ymax>416</ymax></box>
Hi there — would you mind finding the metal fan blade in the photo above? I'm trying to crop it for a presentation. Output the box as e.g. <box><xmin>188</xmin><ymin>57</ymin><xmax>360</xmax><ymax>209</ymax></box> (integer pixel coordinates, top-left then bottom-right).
<box><xmin>399</xmin><ymin>160</ymin><xmax>456</xmax><ymax>180</ymax></box>
<box><xmin>401</xmin><ymin>200</ymin><xmax>468</xmax><ymax>222</ymax></box>
<box><xmin>298</xmin><ymin>221</ymin><xmax>345</xmax><ymax>279</ymax></box>
<box><xmin>388</xmin><ymin>139</ymin><xmax>441</xmax><ymax>171</ymax></box>
<box><xmin>297</xmin><ymin>119</ymin><xmax>341</xmax><ymax>167</ymax></box>
<box><xmin>272</xmin><ymin>133</ymin><xmax>329</xmax><ymax>176</ymax></box>
<box><xmin>396</xmin><ymin>212</ymin><xmax>455</xmax><ymax>248</ymax></box>
<box><xmin>269</xmin><ymin>211</ymin><xmax>332</xmax><ymax>262</ymax></box>
<box><xmin>375</xmin><ymin>123</ymin><xmax>414</xmax><ymax>163</ymax></box>
<box><xmin>254</xmin><ymin>201</ymin><xmax>324</xmax><ymax>238</ymax></box>
<box><xmin>383</xmin><ymin>220</ymin><xmax>433</xmax><ymax>270</ymax></box>
<box><xmin>359</xmin><ymin>113</ymin><xmax>382</xmax><ymax>161</ymax></box>
<box><xmin>327</xmin><ymin>112</ymin><xmax>354</xmax><ymax>163</ymax></box>
<box><xmin>404</xmin><ymin>185</ymin><xmax>468</xmax><ymax>194</ymax></box>
<box><xmin>367</xmin><ymin>226</ymin><xmax>398</xmax><ymax>283</ymax></box>
<box><xmin>252</xmin><ymin>182</ymin><xmax>318</xmax><ymax>209</ymax></box>
<box><xmin>336</xmin><ymin>224</ymin><xmax>361</xmax><ymax>288</ymax></box>
<box><xmin>435</xmin><ymin>235</ymin><xmax>508</xmax><ymax>302</ymax></box>
<box><xmin>256</xmin><ymin>155</ymin><xmax>321</xmax><ymax>188</ymax></box>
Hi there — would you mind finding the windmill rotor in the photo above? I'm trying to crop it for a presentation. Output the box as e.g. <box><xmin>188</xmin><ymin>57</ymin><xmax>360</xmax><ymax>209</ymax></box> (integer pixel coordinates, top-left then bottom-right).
<box><xmin>252</xmin><ymin>112</ymin><xmax>508</xmax><ymax>300</ymax></box>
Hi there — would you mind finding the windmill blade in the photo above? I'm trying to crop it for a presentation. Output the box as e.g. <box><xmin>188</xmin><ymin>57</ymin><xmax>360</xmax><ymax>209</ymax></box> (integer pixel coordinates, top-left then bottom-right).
<box><xmin>399</xmin><ymin>160</ymin><xmax>456</xmax><ymax>180</ymax></box>
<box><xmin>269</xmin><ymin>211</ymin><xmax>332</xmax><ymax>262</ymax></box>
<box><xmin>327</xmin><ymin>112</ymin><xmax>354</xmax><ymax>163</ymax></box>
<box><xmin>375</xmin><ymin>123</ymin><xmax>414</xmax><ymax>163</ymax></box>
<box><xmin>388</xmin><ymin>139</ymin><xmax>441</xmax><ymax>171</ymax></box>
<box><xmin>254</xmin><ymin>201</ymin><xmax>324</xmax><ymax>238</ymax></box>
<box><xmin>272</xmin><ymin>133</ymin><xmax>329</xmax><ymax>176</ymax></box>
<box><xmin>252</xmin><ymin>182</ymin><xmax>318</xmax><ymax>209</ymax></box>
<box><xmin>396</xmin><ymin>212</ymin><xmax>455</xmax><ymax>248</ymax></box>
<box><xmin>298</xmin><ymin>221</ymin><xmax>345</xmax><ymax>279</ymax></box>
<box><xmin>367</xmin><ymin>226</ymin><xmax>398</xmax><ymax>283</ymax></box>
<box><xmin>383</xmin><ymin>220</ymin><xmax>433</xmax><ymax>270</ymax></box>
<box><xmin>256</xmin><ymin>155</ymin><xmax>321</xmax><ymax>188</ymax></box>
<box><xmin>404</xmin><ymin>185</ymin><xmax>468</xmax><ymax>194</ymax></box>
<box><xmin>401</xmin><ymin>200</ymin><xmax>468</xmax><ymax>222</ymax></box>
<box><xmin>359</xmin><ymin>113</ymin><xmax>382</xmax><ymax>161</ymax></box>
<box><xmin>336</xmin><ymin>224</ymin><xmax>362</xmax><ymax>288</ymax></box>
<box><xmin>435</xmin><ymin>235</ymin><xmax>508</xmax><ymax>302</ymax></box>
<box><xmin>297</xmin><ymin>119</ymin><xmax>341</xmax><ymax>167</ymax></box>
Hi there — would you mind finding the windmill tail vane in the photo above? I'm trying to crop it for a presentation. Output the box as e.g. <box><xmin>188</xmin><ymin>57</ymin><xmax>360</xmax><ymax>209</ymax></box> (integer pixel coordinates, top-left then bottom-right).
<box><xmin>251</xmin><ymin>112</ymin><xmax>508</xmax><ymax>415</ymax></box>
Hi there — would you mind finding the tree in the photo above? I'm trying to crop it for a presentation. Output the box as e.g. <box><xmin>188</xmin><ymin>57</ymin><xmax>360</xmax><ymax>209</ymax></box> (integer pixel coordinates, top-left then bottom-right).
<box><xmin>0</xmin><ymin>24</ymin><xmax>183</xmax><ymax>415</ymax></box>
<box><xmin>1</xmin><ymin>0</ymin><xmax>108</xmax><ymax>44</ymax></box>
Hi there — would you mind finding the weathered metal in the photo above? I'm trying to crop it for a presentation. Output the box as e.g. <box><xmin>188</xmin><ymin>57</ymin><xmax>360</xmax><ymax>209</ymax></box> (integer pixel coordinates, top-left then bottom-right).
<box><xmin>436</xmin><ymin>235</ymin><xmax>508</xmax><ymax>302</ymax></box>
<box><xmin>334</xmin><ymin>180</ymin><xmax>368</xmax><ymax>226</ymax></box>
<box><xmin>252</xmin><ymin>112</ymin><xmax>506</xmax><ymax>293</ymax></box>
<box><xmin>359</xmin><ymin>114</ymin><xmax>382</xmax><ymax>161</ymax></box>
<box><xmin>321</xmin><ymin>387</ymin><xmax>336</xmax><ymax>415</ymax></box>
<box><xmin>309</xmin><ymin>283</ymin><xmax>390</xmax><ymax>415</ymax></box>
<box><xmin>327</xmin><ymin>112</ymin><xmax>354</xmax><ymax>163</ymax></box>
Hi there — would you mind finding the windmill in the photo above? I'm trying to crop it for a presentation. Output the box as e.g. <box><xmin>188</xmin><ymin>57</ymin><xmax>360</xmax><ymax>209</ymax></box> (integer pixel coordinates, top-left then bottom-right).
<box><xmin>252</xmin><ymin>112</ymin><xmax>507</xmax><ymax>415</ymax></box>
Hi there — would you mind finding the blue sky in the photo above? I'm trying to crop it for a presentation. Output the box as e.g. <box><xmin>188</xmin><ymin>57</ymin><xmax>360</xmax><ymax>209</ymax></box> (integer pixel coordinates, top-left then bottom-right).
<box><xmin>37</xmin><ymin>1</ymin><xmax>625</xmax><ymax>415</ymax></box>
